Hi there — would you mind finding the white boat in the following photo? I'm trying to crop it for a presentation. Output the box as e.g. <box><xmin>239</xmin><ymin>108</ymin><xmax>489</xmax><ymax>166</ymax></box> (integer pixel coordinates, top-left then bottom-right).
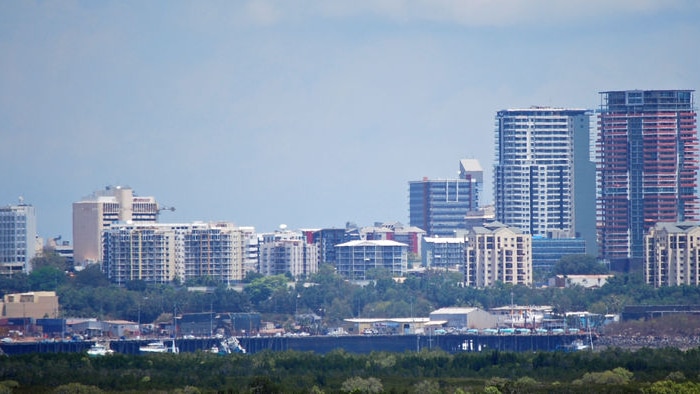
<box><xmin>209</xmin><ymin>336</ymin><xmax>246</xmax><ymax>355</ymax></box>
<box><xmin>139</xmin><ymin>341</ymin><xmax>168</xmax><ymax>353</ymax></box>
<box><xmin>87</xmin><ymin>342</ymin><xmax>114</xmax><ymax>357</ymax></box>
<box><xmin>557</xmin><ymin>339</ymin><xmax>590</xmax><ymax>352</ymax></box>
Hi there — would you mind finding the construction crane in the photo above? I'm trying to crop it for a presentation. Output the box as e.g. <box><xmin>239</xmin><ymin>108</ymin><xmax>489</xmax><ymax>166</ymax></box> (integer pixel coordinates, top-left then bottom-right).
<box><xmin>157</xmin><ymin>206</ymin><xmax>175</xmax><ymax>222</ymax></box>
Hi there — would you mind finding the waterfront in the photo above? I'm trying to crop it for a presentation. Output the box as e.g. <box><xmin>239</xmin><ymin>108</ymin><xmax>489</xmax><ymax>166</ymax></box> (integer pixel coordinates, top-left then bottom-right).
<box><xmin>0</xmin><ymin>333</ymin><xmax>589</xmax><ymax>356</ymax></box>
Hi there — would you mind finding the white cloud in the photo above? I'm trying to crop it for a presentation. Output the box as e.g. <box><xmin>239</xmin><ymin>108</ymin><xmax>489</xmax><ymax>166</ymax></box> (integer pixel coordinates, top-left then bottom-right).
<box><xmin>245</xmin><ymin>0</ymin><xmax>283</xmax><ymax>26</ymax></box>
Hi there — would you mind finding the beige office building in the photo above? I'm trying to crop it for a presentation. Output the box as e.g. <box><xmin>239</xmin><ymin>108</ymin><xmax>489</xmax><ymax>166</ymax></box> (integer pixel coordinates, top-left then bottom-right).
<box><xmin>72</xmin><ymin>186</ymin><xmax>160</xmax><ymax>265</ymax></box>
<box><xmin>465</xmin><ymin>221</ymin><xmax>532</xmax><ymax>287</ymax></box>
<box><xmin>2</xmin><ymin>291</ymin><xmax>59</xmax><ymax>319</ymax></box>
<box><xmin>645</xmin><ymin>222</ymin><xmax>700</xmax><ymax>287</ymax></box>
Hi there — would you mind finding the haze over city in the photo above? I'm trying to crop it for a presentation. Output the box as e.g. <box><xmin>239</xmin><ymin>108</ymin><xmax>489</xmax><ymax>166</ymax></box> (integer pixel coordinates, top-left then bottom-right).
<box><xmin>2</xmin><ymin>1</ymin><xmax>699</xmax><ymax>242</ymax></box>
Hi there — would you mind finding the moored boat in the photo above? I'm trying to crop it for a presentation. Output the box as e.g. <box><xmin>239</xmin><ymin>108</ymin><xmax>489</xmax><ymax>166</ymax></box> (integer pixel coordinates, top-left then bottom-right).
<box><xmin>139</xmin><ymin>341</ymin><xmax>168</xmax><ymax>353</ymax></box>
<box><xmin>87</xmin><ymin>342</ymin><xmax>114</xmax><ymax>357</ymax></box>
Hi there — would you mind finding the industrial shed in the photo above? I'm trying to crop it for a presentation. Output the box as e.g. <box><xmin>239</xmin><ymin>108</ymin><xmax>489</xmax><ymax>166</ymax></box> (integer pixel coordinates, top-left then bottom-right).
<box><xmin>429</xmin><ymin>307</ymin><xmax>498</xmax><ymax>330</ymax></box>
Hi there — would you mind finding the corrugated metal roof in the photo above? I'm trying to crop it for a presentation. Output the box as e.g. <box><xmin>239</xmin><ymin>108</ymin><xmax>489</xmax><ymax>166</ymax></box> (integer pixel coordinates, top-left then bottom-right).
<box><xmin>336</xmin><ymin>240</ymin><xmax>408</xmax><ymax>247</ymax></box>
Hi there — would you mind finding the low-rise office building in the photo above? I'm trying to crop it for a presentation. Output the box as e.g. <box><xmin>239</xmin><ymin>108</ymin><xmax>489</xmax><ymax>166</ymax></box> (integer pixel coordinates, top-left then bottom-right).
<box><xmin>429</xmin><ymin>307</ymin><xmax>498</xmax><ymax>330</ymax></box>
<box><xmin>2</xmin><ymin>291</ymin><xmax>59</xmax><ymax>319</ymax></box>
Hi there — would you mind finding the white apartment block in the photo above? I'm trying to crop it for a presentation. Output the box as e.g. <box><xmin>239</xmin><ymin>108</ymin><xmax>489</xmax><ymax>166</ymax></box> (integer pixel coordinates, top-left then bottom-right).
<box><xmin>103</xmin><ymin>222</ymin><xmax>248</xmax><ymax>285</ymax></box>
<box><xmin>645</xmin><ymin>222</ymin><xmax>700</xmax><ymax>287</ymax></box>
<box><xmin>239</xmin><ymin>226</ymin><xmax>259</xmax><ymax>277</ymax></box>
<box><xmin>465</xmin><ymin>222</ymin><xmax>532</xmax><ymax>287</ymax></box>
<box><xmin>421</xmin><ymin>236</ymin><xmax>465</xmax><ymax>270</ymax></box>
<box><xmin>0</xmin><ymin>200</ymin><xmax>38</xmax><ymax>275</ymax></box>
<box><xmin>258</xmin><ymin>229</ymin><xmax>318</xmax><ymax>278</ymax></box>
<box><xmin>335</xmin><ymin>240</ymin><xmax>408</xmax><ymax>280</ymax></box>
<box><xmin>495</xmin><ymin>108</ymin><xmax>590</xmax><ymax>238</ymax></box>
<box><xmin>73</xmin><ymin>186</ymin><xmax>160</xmax><ymax>265</ymax></box>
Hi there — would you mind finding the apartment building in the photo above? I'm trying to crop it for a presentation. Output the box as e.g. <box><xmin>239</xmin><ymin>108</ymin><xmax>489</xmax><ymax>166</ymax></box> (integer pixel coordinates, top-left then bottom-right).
<box><xmin>644</xmin><ymin>222</ymin><xmax>700</xmax><ymax>287</ymax></box>
<box><xmin>465</xmin><ymin>221</ymin><xmax>532</xmax><ymax>287</ymax></box>
<box><xmin>494</xmin><ymin>108</ymin><xmax>593</xmax><ymax>246</ymax></box>
<box><xmin>103</xmin><ymin>222</ymin><xmax>248</xmax><ymax>285</ymax></box>
<box><xmin>258</xmin><ymin>228</ymin><xmax>318</xmax><ymax>278</ymax></box>
<box><xmin>421</xmin><ymin>236</ymin><xmax>465</xmax><ymax>270</ymax></box>
<box><xmin>335</xmin><ymin>239</ymin><xmax>408</xmax><ymax>280</ymax></box>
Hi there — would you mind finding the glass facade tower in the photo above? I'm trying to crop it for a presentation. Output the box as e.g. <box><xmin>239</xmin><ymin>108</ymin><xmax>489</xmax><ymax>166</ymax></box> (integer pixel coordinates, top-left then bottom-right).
<box><xmin>409</xmin><ymin>160</ymin><xmax>482</xmax><ymax>237</ymax></box>
<box><xmin>0</xmin><ymin>201</ymin><xmax>37</xmax><ymax>275</ymax></box>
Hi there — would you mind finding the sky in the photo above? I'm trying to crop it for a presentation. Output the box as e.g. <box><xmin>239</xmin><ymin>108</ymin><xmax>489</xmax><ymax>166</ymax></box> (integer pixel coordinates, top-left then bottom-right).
<box><xmin>2</xmin><ymin>1</ymin><xmax>700</xmax><ymax>242</ymax></box>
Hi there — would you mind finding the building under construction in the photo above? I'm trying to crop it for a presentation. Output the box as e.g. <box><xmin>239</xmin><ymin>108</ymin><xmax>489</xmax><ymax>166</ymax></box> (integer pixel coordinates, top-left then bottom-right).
<box><xmin>597</xmin><ymin>90</ymin><xmax>699</xmax><ymax>271</ymax></box>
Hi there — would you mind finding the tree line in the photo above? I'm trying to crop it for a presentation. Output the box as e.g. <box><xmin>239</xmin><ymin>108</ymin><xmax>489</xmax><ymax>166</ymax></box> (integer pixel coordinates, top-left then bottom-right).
<box><xmin>4</xmin><ymin>251</ymin><xmax>700</xmax><ymax>331</ymax></box>
<box><xmin>1</xmin><ymin>347</ymin><xmax>700</xmax><ymax>392</ymax></box>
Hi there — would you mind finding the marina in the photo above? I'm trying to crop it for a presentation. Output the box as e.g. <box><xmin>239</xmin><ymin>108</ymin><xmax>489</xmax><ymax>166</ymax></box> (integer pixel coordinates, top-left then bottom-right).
<box><xmin>1</xmin><ymin>333</ymin><xmax>589</xmax><ymax>356</ymax></box>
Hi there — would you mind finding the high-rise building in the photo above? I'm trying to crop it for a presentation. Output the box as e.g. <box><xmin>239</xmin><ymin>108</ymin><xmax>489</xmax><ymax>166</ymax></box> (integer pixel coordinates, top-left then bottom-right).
<box><xmin>409</xmin><ymin>160</ymin><xmax>482</xmax><ymax>237</ymax></box>
<box><xmin>239</xmin><ymin>226</ymin><xmax>259</xmax><ymax>277</ymax></box>
<box><xmin>464</xmin><ymin>221</ymin><xmax>532</xmax><ymax>287</ymax></box>
<box><xmin>0</xmin><ymin>199</ymin><xmax>38</xmax><ymax>275</ymax></box>
<box><xmin>495</xmin><ymin>108</ymin><xmax>593</xmax><ymax>244</ymax></box>
<box><xmin>597</xmin><ymin>90</ymin><xmax>699</xmax><ymax>271</ymax></box>
<box><xmin>73</xmin><ymin>186</ymin><xmax>161</xmax><ymax>265</ymax></box>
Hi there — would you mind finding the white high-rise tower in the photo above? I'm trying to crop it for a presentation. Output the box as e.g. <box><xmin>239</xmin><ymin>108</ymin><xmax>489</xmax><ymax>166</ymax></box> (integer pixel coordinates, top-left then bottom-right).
<box><xmin>495</xmin><ymin>107</ymin><xmax>592</xmax><ymax>241</ymax></box>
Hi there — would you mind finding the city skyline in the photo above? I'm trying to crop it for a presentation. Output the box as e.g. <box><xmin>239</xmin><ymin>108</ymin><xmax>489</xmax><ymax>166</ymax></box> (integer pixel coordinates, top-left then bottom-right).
<box><xmin>2</xmin><ymin>1</ymin><xmax>699</xmax><ymax>242</ymax></box>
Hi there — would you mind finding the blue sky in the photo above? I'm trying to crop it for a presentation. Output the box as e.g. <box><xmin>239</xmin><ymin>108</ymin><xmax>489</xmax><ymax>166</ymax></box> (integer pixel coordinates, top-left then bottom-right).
<box><xmin>2</xmin><ymin>1</ymin><xmax>700</xmax><ymax>242</ymax></box>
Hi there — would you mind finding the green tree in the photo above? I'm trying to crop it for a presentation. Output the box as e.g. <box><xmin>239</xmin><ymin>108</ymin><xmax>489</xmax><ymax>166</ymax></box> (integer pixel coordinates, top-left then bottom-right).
<box><xmin>125</xmin><ymin>280</ymin><xmax>147</xmax><ymax>292</ymax></box>
<box><xmin>326</xmin><ymin>297</ymin><xmax>353</xmax><ymax>326</ymax></box>
<box><xmin>53</xmin><ymin>382</ymin><xmax>104</xmax><ymax>394</ymax></box>
<box><xmin>28</xmin><ymin>266</ymin><xmax>66</xmax><ymax>291</ymax></box>
<box><xmin>71</xmin><ymin>265</ymin><xmax>110</xmax><ymax>288</ymax></box>
<box><xmin>0</xmin><ymin>273</ymin><xmax>29</xmax><ymax>295</ymax></box>
<box><xmin>248</xmin><ymin>376</ymin><xmax>281</xmax><ymax>394</ymax></box>
<box><xmin>645</xmin><ymin>380</ymin><xmax>700</xmax><ymax>394</ymax></box>
<box><xmin>31</xmin><ymin>248</ymin><xmax>70</xmax><ymax>272</ymax></box>
<box><xmin>413</xmin><ymin>379</ymin><xmax>440</xmax><ymax>394</ymax></box>
<box><xmin>244</xmin><ymin>275</ymin><xmax>290</xmax><ymax>306</ymax></box>
<box><xmin>0</xmin><ymin>380</ymin><xmax>19</xmax><ymax>394</ymax></box>
<box><xmin>552</xmin><ymin>254</ymin><xmax>608</xmax><ymax>275</ymax></box>
<box><xmin>578</xmin><ymin>367</ymin><xmax>633</xmax><ymax>385</ymax></box>
<box><xmin>340</xmin><ymin>377</ymin><xmax>383</xmax><ymax>394</ymax></box>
